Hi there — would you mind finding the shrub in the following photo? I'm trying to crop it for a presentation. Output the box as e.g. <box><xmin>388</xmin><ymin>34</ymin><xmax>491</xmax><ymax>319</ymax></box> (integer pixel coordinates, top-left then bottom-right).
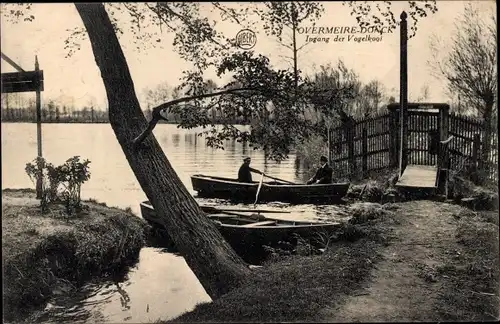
<box><xmin>348</xmin><ymin>202</ymin><xmax>388</xmax><ymax>225</ymax></box>
<box><xmin>25</xmin><ymin>156</ymin><xmax>91</xmax><ymax>214</ymax></box>
<box><xmin>25</xmin><ymin>157</ymin><xmax>60</xmax><ymax>212</ymax></box>
<box><xmin>59</xmin><ymin>156</ymin><xmax>91</xmax><ymax>213</ymax></box>
<box><xmin>361</xmin><ymin>181</ymin><xmax>385</xmax><ymax>203</ymax></box>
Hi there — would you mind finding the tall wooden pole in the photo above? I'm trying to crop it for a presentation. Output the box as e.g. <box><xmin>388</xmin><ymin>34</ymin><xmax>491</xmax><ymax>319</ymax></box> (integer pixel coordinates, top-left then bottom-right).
<box><xmin>35</xmin><ymin>55</ymin><xmax>43</xmax><ymax>198</ymax></box>
<box><xmin>327</xmin><ymin>123</ymin><xmax>331</xmax><ymax>163</ymax></box>
<box><xmin>399</xmin><ymin>11</ymin><xmax>408</xmax><ymax>178</ymax></box>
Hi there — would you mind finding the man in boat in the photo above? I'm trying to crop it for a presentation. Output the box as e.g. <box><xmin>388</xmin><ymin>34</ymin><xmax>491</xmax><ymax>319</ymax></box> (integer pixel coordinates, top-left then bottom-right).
<box><xmin>306</xmin><ymin>156</ymin><xmax>333</xmax><ymax>185</ymax></box>
<box><xmin>238</xmin><ymin>157</ymin><xmax>263</xmax><ymax>183</ymax></box>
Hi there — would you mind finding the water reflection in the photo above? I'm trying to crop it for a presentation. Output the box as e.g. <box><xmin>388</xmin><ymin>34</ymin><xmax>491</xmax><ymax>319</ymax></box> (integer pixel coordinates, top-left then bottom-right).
<box><xmin>184</xmin><ymin>133</ymin><xmax>193</xmax><ymax>145</ymax></box>
<box><xmin>294</xmin><ymin>157</ymin><xmax>302</xmax><ymax>180</ymax></box>
<box><xmin>1</xmin><ymin>123</ymin><xmax>312</xmax><ymax>216</ymax></box>
<box><xmin>171</xmin><ymin>133</ymin><xmax>180</xmax><ymax>147</ymax></box>
<box><xmin>229</xmin><ymin>137</ymin><xmax>236</xmax><ymax>152</ymax></box>
<box><xmin>35</xmin><ymin>248</ymin><xmax>212</xmax><ymax>324</ymax></box>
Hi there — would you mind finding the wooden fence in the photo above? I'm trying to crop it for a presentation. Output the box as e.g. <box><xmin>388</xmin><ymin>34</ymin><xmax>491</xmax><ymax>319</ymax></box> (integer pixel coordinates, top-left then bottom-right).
<box><xmin>329</xmin><ymin>110</ymin><xmax>498</xmax><ymax>183</ymax></box>
<box><xmin>448</xmin><ymin>112</ymin><xmax>498</xmax><ymax>183</ymax></box>
<box><xmin>329</xmin><ymin>112</ymin><xmax>392</xmax><ymax>181</ymax></box>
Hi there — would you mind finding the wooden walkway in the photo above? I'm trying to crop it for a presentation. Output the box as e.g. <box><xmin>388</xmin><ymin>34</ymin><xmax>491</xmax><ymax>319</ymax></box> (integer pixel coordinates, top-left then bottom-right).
<box><xmin>396</xmin><ymin>164</ymin><xmax>438</xmax><ymax>189</ymax></box>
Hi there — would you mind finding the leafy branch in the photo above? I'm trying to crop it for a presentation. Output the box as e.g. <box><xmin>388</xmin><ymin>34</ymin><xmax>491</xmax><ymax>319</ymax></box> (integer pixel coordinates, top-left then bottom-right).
<box><xmin>132</xmin><ymin>86</ymin><xmax>269</xmax><ymax>147</ymax></box>
<box><xmin>343</xmin><ymin>0</ymin><xmax>438</xmax><ymax>39</ymax></box>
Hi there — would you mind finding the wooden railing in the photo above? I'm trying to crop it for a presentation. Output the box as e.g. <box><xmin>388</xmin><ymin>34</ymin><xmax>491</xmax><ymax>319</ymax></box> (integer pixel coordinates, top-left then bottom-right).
<box><xmin>328</xmin><ymin>110</ymin><xmax>498</xmax><ymax>183</ymax></box>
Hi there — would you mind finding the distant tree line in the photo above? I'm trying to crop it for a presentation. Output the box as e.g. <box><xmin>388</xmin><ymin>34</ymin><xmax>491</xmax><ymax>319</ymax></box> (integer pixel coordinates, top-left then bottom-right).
<box><xmin>1</xmin><ymin>96</ymin><xmax>109</xmax><ymax>123</ymax></box>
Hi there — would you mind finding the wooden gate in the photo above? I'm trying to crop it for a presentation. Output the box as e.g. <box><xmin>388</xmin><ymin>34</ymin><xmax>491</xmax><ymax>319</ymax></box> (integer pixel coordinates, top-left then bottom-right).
<box><xmin>388</xmin><ymin>103</ymin><xmax>450</xmax><ymax>169</ymax></box>
<box><xmin>389</xmin><ymin>103</ymin><xmax>450</xmax><ymax>194</ymax></box>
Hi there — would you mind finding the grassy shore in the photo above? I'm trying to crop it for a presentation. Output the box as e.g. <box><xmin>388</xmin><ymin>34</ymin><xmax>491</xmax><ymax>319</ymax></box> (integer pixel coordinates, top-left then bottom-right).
<box><xmin>166</xmin><ymin>203</ymin><xmax>396</xmax><ymax>322</ymax></box>
<box><xmin>2</xmin><ymin>188</ymin><xmax>149</xmax><ymax>322</ymax></box>
<box><xmin>166</xmin><ymin>199</ymin><xmax>498</xmax><ymax>322</ymax></box>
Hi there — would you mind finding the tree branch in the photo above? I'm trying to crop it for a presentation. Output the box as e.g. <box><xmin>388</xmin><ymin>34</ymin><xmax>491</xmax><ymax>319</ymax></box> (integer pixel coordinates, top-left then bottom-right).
<box><xmin>211</xmin><ymin>2</ymin><xmax>244</xmax><ymax>25</ymax></box>
<box><xmin>161</xmin><ymin>3</ymin><xmax>226</xmax><ymax>48</ymax></box>
<box><xmin>278</xmin><ymin>42</ymin><xmax>294</xmax><ymax>50</ymax></box>
<box><xmin>132</xmin><ymin>87</ymin><xmax>263</xmax><ymax>146</ymax></box>
<box><xmin>278</xmin><ymin>54</ymin><xmax>294</xmax><ymax>61</ymax></box>
<box><xmin>152</xmin><ymin>87</ymin><xmax>260</xmax><ymax>115</ymax></box>
<box><xmin>297</xmin><ymin>41</ymin><xmax>310</xmax><ymax>52</ymax></box>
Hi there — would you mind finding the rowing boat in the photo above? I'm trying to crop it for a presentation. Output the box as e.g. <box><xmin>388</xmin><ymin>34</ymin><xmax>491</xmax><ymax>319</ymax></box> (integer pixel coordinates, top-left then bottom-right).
<box><xmin>140</xmin><ymin>201</ymin><xmax>341</xmax><ymax>252</ymax></box>
<box><xmin>190</xmin><ymin>174</ymin><xmax>350</xmax><ymax>203</ymax></box>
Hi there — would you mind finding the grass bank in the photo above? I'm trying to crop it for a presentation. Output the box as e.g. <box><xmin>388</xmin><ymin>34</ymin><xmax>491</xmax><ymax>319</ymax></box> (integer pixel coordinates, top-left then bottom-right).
<box><xmin>166</xmin><ymin>203</ymin><xmax>396</xmax><ymax>322</ymax></box>
<box><xmin>2</xmin><ymin>188</ymin><xmax>149</xmax><ymax>322</ymax></box>
<box><xmin>434</xmin><ymin>208</ymin><xmax>499</xmax><ymax>320</ymax></box>
<box><xmin>166</xmin><ymin>199</ymin><xmax>498</xmax><ymax>322</ymax></box>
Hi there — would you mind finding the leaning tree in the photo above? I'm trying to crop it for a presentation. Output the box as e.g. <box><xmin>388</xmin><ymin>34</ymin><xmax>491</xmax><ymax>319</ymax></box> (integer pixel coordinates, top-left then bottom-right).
<box><xmin>2</xmin><ymin>1</ymin><xmax>440</xmax><ymax>300</ymax></box>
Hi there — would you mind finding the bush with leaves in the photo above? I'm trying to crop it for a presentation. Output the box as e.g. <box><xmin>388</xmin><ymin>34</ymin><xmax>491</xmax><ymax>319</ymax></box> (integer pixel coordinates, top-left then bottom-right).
<box><xmin>25</xmin><ymin>156</ymin><xmax>91</xmax><ymax>214</ymax></box>
<box><xmin>58</xmin><ymin>156</ymin><xmax>91</xmax><ymax>213</ymax></box>
<box><xmin>24</xmin><ymin>157</ymin><xmax>55</xmax><ymax>211</ymax></box>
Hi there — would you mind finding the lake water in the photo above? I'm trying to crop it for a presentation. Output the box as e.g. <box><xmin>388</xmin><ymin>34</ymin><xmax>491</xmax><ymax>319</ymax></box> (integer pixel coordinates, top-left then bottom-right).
<box><xmin>1</xmin><ymin>123</ymin><xmax>350</xmax><ymax>323</ymax></box>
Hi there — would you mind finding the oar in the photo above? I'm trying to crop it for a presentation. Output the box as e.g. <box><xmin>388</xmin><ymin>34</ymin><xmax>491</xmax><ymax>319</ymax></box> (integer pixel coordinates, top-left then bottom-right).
<box><xmin>254</xmin><ymin>172</ymin><xmax>265</xmax><ymax>207</ymax></box>
<box><xmin>262</xmin><ymin>173</ymin><xmax>296</xmax><ymax>185</ymax></box>
<box><xmin>200</xmin><ymin>206</ymin><xmax>291</xmax><ymax>214</ymax></box>
<box><xmin>205</xmin><ymin>209</ymin><xmax>267</xmax><ymax>221</ymax></box>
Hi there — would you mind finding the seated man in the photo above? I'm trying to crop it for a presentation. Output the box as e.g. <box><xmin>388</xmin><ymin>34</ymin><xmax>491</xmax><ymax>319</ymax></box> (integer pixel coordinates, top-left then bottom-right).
<box><xmin>306</xmin><ymin>156</ymin><xmax>333</xmax><ymax>185</ymax></box>
<box><xmin>238</xmin><ymin>157</ymin><xmax>262</xmax><ymax>183</ymax></box>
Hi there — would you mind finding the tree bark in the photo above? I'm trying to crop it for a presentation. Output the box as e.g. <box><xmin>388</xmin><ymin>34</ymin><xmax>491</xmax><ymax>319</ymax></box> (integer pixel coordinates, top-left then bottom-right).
<box><xmin>75</xmin><ymin>3</ymin><xmax>251</xmax><ymax>299</ymax></box>
<box><xmin>480</xmin><ymin>99</ymin><xmax>494</xmax><ymax>183</ymax></box>
<box><xmin>292</xmin><ymin>10</ymin><xmax>298</xmax><ymax>96</ymax></box>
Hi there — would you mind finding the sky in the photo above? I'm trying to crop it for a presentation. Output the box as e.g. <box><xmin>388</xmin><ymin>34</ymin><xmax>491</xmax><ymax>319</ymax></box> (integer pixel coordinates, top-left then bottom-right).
<box><xmin>0</xmin><ymin>1</ymin><xmax>496</xmax><ymax>110</ymax></box>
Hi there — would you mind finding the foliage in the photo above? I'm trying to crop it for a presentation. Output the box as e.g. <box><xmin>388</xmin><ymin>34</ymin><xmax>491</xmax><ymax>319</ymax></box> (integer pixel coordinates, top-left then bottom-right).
<box><xmin>429</xmin><ymin>3</ymin><xmax>497</xmax><ymax>119</ymax></box>
<box><xmin>59</xmin><ymin>156</ymin><xmax>92</xmax><ymax>213</ymax></box>
<box><xmin>25</xmin><ymin>157</ymin><xmax>58</xmax><ymax>211</ymax></box>
<box><xmin>307</xmin><ymin>61</ymin><xmax>361</xmax><ymax>122</ymax></box>
<box><xmin>429</xmin><ymin>3</ymin><xmax>496</xmax><ymax>168</ymax></box>
<box><xmin>256</xmin><ymin>2</ymin><xmax>324</xmax><ymax>41</ymax></box>
<box><xmin>167</xmin><ymin>51</ymin><xmax>317</xmax><ymax>160</ymax></box>
<box><xmin>295</xmin><ymin>135</ymin><xmax>328</xmax><ymax>176</ymax></box>
<box><xmin>343</xmin><ymin>1</ymin><xmax>438</xmax><ymax>39</ymax></box>
<box><xmin>252</xmin><ymin>2</ymin><xmax>325</xmax><ymax>87</ymax></box>
<box><xmin>25</xmin><ymin>156</ymin><xmax>91</xmax><ymax>214</ymax></box>
<box><xmin>348</xmin><ymin>202</ymin><xmax>390</xmax><ymax>224</ymax></box>
<box><xmin>0</xmin><ymin>2</ymin><xmax>35</xmax><ymax>23</ymax></box>
<box><xmin>357</xmin><ymin>80</ymin><xmax>386</xmax><ymax>117</ymax></box>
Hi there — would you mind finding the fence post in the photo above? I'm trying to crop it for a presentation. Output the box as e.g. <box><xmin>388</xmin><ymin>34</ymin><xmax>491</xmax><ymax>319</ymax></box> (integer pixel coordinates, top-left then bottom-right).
<box><xmin>388</xmin><ymin>106</ymin><xmax>399</xmax><ymax>168</ymax></box>
<box><xmin>362</xmin><ymin>128</ymin><xmax>368</xmax><ymax>178</ymax></box>
<box><xmin>472</xmin><ymin>133</ymin><xmax>481</xmax><ymax>183</ymax></box>
<box><xmin>347</xmin><ymin>119</ymin><xmax>356</xmax><ymax>180</ymax></box>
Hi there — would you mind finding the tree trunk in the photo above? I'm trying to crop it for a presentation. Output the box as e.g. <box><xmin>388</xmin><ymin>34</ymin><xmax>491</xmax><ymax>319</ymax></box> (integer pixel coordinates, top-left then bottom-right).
<box><xmin>292</xmin><ymin>17</ymin><xmax>298</xmax><ymax>96</ymax></box>
<box><xmin>75</xmin><ymin>3</ymin><xmax>251</xmax><ymax>299</ymax></box>
<box><xmin>480</xmin><ymin>100</ymin><xmax>494</xmax><ymax>183</ymax></box>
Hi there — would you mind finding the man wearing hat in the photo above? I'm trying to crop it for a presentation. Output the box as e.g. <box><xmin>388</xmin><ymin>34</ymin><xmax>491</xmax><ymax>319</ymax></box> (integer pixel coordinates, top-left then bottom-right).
<box><xmin>306</xmin><ymin>155</ymin><xmax>333</xmax><ymax>185</ymax></box>
<box><xmin>238</xmin><ymin>157</ymin><xmax>262</xmax><ymax>183</ymax></box>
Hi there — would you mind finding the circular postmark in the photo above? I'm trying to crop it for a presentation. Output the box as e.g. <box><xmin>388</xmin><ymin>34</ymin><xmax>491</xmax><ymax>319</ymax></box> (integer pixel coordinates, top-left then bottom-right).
<box><xmin>235</xmin><ymin>29</ymin><xmax>257</xmax><ymax>50</ymax></box>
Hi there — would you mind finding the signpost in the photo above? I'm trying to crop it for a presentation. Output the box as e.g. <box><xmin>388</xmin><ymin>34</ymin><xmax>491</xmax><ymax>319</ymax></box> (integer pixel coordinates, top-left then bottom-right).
<box><xmin>399</xmin><ymin>11</ymin><xmax>408</xmax><ymax>178</ymax></box>
<box><xmin>35</xmin><ymin>57</ymin><xmax>43</xmax><ymax>162</ymax></box>
<box><xmin>1</xmin><ymin>53</ymin><xmax>44</xmax><ymax>198</ymax></box>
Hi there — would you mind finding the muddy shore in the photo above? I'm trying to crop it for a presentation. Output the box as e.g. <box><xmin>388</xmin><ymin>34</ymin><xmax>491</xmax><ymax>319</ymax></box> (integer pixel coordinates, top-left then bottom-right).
<box><xmin>2</xmin><ymin>188</ymin><xmax>149</xmax><ymax>322</ymax></box>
